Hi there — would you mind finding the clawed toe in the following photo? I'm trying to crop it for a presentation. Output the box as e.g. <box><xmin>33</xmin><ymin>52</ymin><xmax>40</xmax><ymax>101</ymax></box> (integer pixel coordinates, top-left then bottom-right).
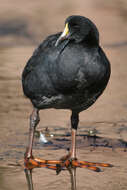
<box><xmin>24</xmin><ymin>156</ymin><xmax>113</xmax><ymax>174</ymax></box>
<box><xmin>56</xmin><ymin>158</ymin><xmax>101</xmax><ymax>173</ymax></box>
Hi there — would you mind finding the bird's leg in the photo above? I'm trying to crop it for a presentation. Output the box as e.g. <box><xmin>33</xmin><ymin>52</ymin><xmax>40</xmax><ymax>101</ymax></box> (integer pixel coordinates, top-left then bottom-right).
<box><xmin>56</xmin><ymin>112</ymin><xmax>79</xmax><ymax>174</ymax></box>
<box><xmin>68</xmin><ymin>166</ymin><xmax>77</xmax><ymax>190</ymax></box>
<box><xmin>24</xmin><ymin>168</ymin><xmax>34</xmax><ymax>190</ymax></box>
<box><xmin>24</xmin><ymin>108</ymin><xmax>39</xmax><ymax>190</ymax></box>
<box><xmin>23</xmin><ymin>107</ymin><xmax>61</xmax><ymax>171</ymax></box>
<box><xmin>24</xmin><ymin>108</ymin><xmax>40</xmax><ymax>168</ymax></box>
<box><xmin>24</xmin><ymin>110</ymin><xmax>112</xmax><ymax>173</ymax></box>
<box><xmin>56</xmin><ymin>112</ymin><xmax>112</xmax><ymax>173</ymax></box>
<box><xmin>70</xmin><ymin>112</ymin><xmax>78</xmax><ymax>159</ymax></box>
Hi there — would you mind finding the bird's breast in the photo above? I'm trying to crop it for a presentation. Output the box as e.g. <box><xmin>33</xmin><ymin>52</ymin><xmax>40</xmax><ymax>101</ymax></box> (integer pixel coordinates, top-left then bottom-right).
<box><xmin>46</xmin><ymin>44</ymin><xmax>103</xmax><ymax>90</ymax></box>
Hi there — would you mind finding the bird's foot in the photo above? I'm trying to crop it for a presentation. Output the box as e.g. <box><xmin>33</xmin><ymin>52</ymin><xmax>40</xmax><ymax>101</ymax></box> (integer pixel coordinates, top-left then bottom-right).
<box><xmin>55</xmin><ymin>154</ymin><xmax>113</xmax><ymax>174</ymax></box>
<box><xmin>23</xmin><ymin>156</ymin><xmax>113</xmax><ymax>173</ymax></box>
<box><xmin>24</xmin><ymin>157</ymin><xmax>35</xmax><ymax>170</ymax></box>
<box><xmin>24</xmin><ymin>148</ymin><xmax>35</xmax><ymax>170</ymax></box>
<box><xmin>24</xmin><ymin>157</ymin><xmax>61</xmax><ymax>170</ymax></box>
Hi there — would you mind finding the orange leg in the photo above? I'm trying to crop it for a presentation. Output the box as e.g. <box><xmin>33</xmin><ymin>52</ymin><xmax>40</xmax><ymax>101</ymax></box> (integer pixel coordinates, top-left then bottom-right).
<box><xmin>24</xmin><ymin>108</ymin><xmax>40</xmax><ymax>190</ymax></box>
<box><xmin>54</xmin><ymin>128</ymin><xmax>112</xmax><ymax>174</ymax></box>
<box><xmin>24</xmin><ymin>111</ymin><xmax>112</xmax><ymax>174</ymax></box>
<box><xmin>25</xmin><ymin>157</ymin><xmax>112</xmax><ymax>171</ymax></box>
<box><xmin>24</xmin><ymin>108</ymin><xmax>40</xmax><ymax>160</ymax></box>
<box><xmin>54</xmin><ymin>112</ymin><xmax>112</xmax><ymax>173</ymax></box>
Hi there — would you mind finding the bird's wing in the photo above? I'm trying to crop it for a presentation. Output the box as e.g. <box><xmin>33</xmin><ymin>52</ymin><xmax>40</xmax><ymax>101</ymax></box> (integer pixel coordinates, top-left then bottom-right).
<box><xmin>22</xmin><ymin>33</ymin><xmax>61</xmax><ymax>80</ymax></box>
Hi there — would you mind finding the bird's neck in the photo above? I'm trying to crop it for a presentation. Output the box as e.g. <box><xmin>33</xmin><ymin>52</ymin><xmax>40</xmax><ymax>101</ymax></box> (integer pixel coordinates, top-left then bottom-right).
<box><xmin>83</xmin><ymin>30</ymin><xmax>99</xmax><ymax>47</ymax></box>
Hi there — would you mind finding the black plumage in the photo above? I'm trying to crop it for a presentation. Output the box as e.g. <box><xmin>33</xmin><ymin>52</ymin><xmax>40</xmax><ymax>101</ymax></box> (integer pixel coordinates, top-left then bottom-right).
<box><xmin>22</xmin><ymin>16</ymin><xmax>110</xmax><ymax>113</ymax></box>
<box><xmin>22</xmin><ymin>16</ymin><xmax>111</xmax><ymax>174</ymax></box>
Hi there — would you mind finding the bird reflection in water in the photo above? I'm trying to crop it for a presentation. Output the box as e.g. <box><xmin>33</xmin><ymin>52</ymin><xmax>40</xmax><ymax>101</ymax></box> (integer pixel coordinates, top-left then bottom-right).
<box><xmin>25</xmin><ymin>164</ymin><xmax>77</xmax><ymax>190</ymax></box>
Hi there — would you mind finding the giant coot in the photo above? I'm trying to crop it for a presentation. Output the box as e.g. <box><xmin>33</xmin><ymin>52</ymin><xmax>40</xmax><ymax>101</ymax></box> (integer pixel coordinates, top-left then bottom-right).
<box><xmin>22</xmin><ymin>15</ymin><xmax>111</xmax><ymax>174</ymax></box>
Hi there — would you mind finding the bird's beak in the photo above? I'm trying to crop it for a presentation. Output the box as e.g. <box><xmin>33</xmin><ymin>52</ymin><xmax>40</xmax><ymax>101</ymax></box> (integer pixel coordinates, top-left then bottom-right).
<box><xmin>55</xmin><ymin>23</ymin><xmax>69</xmax><ymax>46</ymax></box>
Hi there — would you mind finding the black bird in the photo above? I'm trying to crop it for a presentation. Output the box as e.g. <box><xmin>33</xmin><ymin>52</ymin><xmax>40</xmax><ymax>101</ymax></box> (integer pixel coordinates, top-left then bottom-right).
<box><xmin>22</xmin><ymin>15</ymin><xmax>111</xmax><ymax>173</ymax></box>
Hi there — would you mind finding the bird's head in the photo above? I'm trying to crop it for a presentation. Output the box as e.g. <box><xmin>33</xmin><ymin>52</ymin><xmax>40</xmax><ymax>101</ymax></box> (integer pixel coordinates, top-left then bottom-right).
<box><xmin>55</xmin><ymin>15</ymin><xmax>99</xmax><ymax>47</ymax></box>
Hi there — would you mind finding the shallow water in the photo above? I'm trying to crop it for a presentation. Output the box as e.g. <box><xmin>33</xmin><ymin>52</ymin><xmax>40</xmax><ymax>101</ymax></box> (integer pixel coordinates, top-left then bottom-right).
<box><xmin>0</xmin><ymin>45</ymin><xmax>127</xmax><ymax>189</ymax></box>
<box><xmin>0</xmin><ymin>166</ymin><xmax>26</xmax><ymax>190</ymax></box>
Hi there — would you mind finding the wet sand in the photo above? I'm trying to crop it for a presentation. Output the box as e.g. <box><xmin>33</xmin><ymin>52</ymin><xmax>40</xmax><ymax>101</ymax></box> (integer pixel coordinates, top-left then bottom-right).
<box><xmin>0</xmin><ymin>0</ymin><xmax>127</xmax><ymax>189</ymax></box>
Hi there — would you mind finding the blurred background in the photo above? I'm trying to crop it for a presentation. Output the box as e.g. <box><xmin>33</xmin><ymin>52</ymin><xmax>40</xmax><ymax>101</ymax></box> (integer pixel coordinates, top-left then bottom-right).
<box><xmin>0</xmin><ymin>0</ymin><xmax>127</xmax><ymax>190</ymax></box>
